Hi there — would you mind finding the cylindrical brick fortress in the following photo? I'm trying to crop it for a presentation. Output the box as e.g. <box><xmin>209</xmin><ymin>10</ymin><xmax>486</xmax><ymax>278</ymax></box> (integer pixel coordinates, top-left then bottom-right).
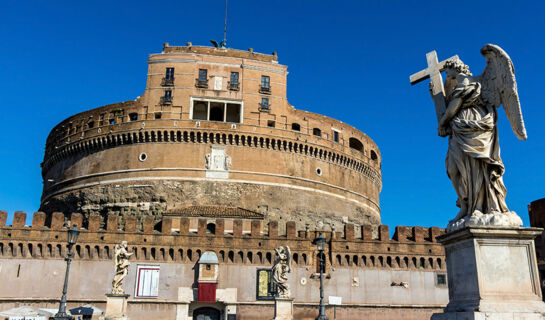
<box><xmin>40</xmin><ymin>44</ymin><xmax>382</xmax><ymax>230</ymax></box>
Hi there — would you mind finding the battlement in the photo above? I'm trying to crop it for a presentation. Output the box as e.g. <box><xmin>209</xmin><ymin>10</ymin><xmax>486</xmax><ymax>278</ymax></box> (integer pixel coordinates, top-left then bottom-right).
<box><xmin>0</xmin><ymin>211</ymin><xmax>443</xmax><ymax>243</ymax></box>
<box><xmin>0</xmin><ymin>210</ymin><xmax>445</xmax><ymax>272</ymax></box>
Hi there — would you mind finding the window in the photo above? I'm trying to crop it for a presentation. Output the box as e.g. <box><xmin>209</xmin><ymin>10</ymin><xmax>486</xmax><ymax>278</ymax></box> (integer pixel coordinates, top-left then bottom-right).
<box><xmin>436</xmin><ymin>273</ymin><xmax>447</xmax><ymax>287</ymax></box>
<box><xmin>161</xmin><ymin>90</ymin><xmax>173</xmax><ymax>105</ymax></box>
<box><xmin>154</xmin><ymin>112</ymin><xmax>162</xmax><ymax>120</ymax></box>
<box><xmin>109</xmin><ymin>119</ymin><xmax>115</xmax><ymax>125</ymax></box>
<box><xmin>87</xmin><ymin>121</ymin><xmax>95</xmax><ymax>129</ymax></box>
<box><xmin>370</xmin><ymin>150</ymin><xmax>378</xmax><ymax>161</ymax></box>
<box><xmin>165</xmin><ymin>67</ymin><xmax>174</xmax><ymax>80</ymax></box>
<box><xmin>135</xmin><ymin>265</ymin><xmax>160</xmax><ymax>298</ymax></box>
<box><xmin>260</xmin><ymin>75</ymin><xmax>270</xmax><ymax>93</ymax></box>
<box><xmin>349</xmin><ymin>138</ymin><xmax>364</xmax><ymax>152</ymax></box>
<box><xmin>191</xmin><ymin>99</ymin><xmax>242</xmax><ymax>123</ymax></box>
<box><xmin>260</xmin><ymin>97</ymin><xmax>270</xmax><ymax>109</ymax></box>
<box><xmin>229</xmin><ymin>72</ymin><xmax>240</xmax><ymax>90</ymax></box>
<box><xmin>291</xmin><ymin>123</ymin><xmax>300</xmax><ymax>131</ymax></box>
<box><xmin>129</xmin><ymin>113</ymin><xmax>138</xmax><ymax>121</ymax></box>
<box><xmin>199</xmin><ymin>69</ymin><xmax>208</xmax><ymax>82</ymax></box>
<box><xmin>333</xmin><ymin>130</ymin><xmax>340</xmax><ymax>142</ymax></box>
<box><xmin>313</xmin><ymin>128</ymin><xmax>321</xmax><ymax>137</ymax></box>
<box><xmin>206</xmin><ymin>223</ymin><xmax>216</xmax><ymax>234</ymax></box>
<box><xmin>256</xmin><ymin>269</ymin><xmax>276</xmax><ymax>300</ymax></box>
<box><xmin>267</xmin><ymin>120</ymin><xmax>275</xmax><ymax>128</ymax></box>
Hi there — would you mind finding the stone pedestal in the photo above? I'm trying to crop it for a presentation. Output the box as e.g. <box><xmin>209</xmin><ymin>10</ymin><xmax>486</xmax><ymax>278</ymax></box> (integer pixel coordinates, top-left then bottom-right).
<box><xmin>273</xmin><ymin>298</ymin><xmax>293</xmax><ymax>320</ymax></box>
<box><xmin>103</xmin><ymin>294</ymin><xmax>130</xmax><ymax>320</ymax></box>
<box><xmin>431</xmin><ymin>227</ymin><xmax>545</xmax><ymax>320</ymax></box>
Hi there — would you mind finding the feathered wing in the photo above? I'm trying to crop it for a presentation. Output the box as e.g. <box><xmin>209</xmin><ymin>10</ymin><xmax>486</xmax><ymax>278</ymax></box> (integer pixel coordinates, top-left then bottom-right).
<box><xmin>479</xmin><ymin>44</ymin><xmax>527</xmax><ymax>140</ymax></box>
<box><xmin>286</xmin><ymin>246</ymin><xmax>292</xmax><ymax>272</ymax></box>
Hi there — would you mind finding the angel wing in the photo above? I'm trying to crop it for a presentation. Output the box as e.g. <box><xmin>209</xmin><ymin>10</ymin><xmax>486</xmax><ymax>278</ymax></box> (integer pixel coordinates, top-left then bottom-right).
<box><xmin>285</xmin><ymin>246</ymin><xmax>292</xmax><ymax>272</ymax></box>
<box><xmin>478</xmin><ymin>44</ymin><xmax>527</xmax><ymax>140</ymax></box>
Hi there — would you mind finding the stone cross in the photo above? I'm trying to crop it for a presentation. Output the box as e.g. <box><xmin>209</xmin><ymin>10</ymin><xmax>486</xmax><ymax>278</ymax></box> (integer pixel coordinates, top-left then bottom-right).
<box><xmin>410</xmin><ymin>51</ymin><xmax>458</xmax><ymax>123</ymax></box>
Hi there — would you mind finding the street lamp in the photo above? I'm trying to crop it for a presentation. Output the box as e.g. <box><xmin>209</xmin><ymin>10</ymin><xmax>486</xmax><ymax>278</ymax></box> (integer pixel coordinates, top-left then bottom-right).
<box><xmin>53</xmin><ymin>224</ymin><xmax>80</xmax><ymax>320</ymax></box>
<box><xmin>313</xmin><ymin>231</ymin><xmax>329</xmax><ymax>320</ymax></box>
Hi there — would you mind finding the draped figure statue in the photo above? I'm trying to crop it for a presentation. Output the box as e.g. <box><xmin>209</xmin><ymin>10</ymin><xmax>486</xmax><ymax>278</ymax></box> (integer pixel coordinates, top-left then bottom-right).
<box><xmin>111</xmin><ymin>241</ymin><xmax>133</xmax><ymax>294</ymax></box>
<box><xmin>272</xmin><ymin>245</ymin><xmax>291</xmax><ymax>298</ymax></box>
<box><xmin>434</xmin><ymin>44</ymin><xmax>526</xmax><ymax>232</ymax></box>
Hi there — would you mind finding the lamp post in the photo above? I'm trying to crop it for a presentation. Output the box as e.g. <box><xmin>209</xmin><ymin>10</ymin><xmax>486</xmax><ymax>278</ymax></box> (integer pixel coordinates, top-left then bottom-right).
<box><xmin>314</xmin><ymin>231</ymin><xmax>329</xmax><ymax>320</ymax></box>
<box><xmin>53</xmin><ymin>224</ymin><xmax>80</xmax><ymax>320</ymax></box>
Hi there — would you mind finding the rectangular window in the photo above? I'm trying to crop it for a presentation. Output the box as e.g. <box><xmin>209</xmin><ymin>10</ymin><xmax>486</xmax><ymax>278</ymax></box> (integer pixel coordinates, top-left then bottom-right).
<box><xmin>261</xmin><ymin>98</ymin><xmax>269</xmax><ymax>107</ymax></box>
<box><xmin>256</xmin><ymin>269</ymin><xmax>276</xmax><ymax>300</ymax></box>
<box><xmin>165</xmin><ymin>67</ymin><xmax>174</xmax><ymax>80</ymax></box>
<box><xmin>135</xmin><ymin>265</ymin><xmax>160</xmax><ymax>298</ymax></box>
<box><xmin>230</xmin><ymin>72</ymin><xmax>239</xmax><ymax>85</ymax></box>
<box><xmin>436</xmin><ymin>273</ymin><xmax>447</xmax><ymax>287</ymax></box>
<box><xmin>192</xmin><ymin>99</ymin><xmax>242</xmax><ymax>123</ymax></box>
<box><xmin>261</xmin><ymin>75</ymin><xmax>270</xmax><ymax>89</ymax></box>
<box><xmin>164</xmin><ymin>90</ymin><xmax>172</xmax><ymax>98</ymax></box>
<box><xmin>199</xmin><ymin>69</ymin><xmax>208</xmax><ymax>82</ymax></box>
<box><xmin>333</xmin><ymin>130</ymin><xmax>339</xmax><ymax>142</ymax></box>
<box><xmin>129</xmin><ymin>113</ymin><xmax>138</xmax><ymax>121</ymax></box>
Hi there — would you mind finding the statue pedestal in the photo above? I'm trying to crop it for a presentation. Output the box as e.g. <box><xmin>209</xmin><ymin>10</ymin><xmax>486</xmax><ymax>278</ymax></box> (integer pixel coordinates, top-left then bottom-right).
<box><xmin>273</xmin><ymin>298</ymin><xmax>293</xmax><ymax>320</ymax></box>
<box><xmin>431</xmin><ymin>227</ymin><xmax>545</xmax><ymax>320</ymax></box>
<box><xmin>103</xmin><ymin>293</ymin><xmax>130</xmax><ymax>320</ymax></box>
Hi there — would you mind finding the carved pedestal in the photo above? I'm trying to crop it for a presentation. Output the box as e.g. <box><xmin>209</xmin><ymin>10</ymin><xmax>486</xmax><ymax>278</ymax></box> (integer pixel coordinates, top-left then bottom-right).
<box><xmin>273</xmin><ymin>298</ymin><xmax>293</xmax><ymax>320</ymax></box>
<box><xmin>103</xmin><ymin>294</ymin><xmax>130</xmax><ymax>320</ymax></box>
<box><xmin>431</xmin><ymin>227</ymin><xmax>545</xmax><ymax>320</ymax></box>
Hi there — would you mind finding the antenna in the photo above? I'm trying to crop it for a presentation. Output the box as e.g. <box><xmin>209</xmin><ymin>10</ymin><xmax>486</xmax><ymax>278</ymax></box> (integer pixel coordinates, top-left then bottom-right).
<box><xmin>222</xmin><ymin>0</ymin><xmax>228</xmax><ymax>48</ymax></box>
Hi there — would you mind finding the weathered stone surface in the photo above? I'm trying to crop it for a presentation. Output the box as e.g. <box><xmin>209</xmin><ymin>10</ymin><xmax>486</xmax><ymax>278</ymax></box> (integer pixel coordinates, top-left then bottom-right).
<box><xmin>432</xmin><ymin>227</ymin><xmax>545</xmax><ymax>319</ymax></box>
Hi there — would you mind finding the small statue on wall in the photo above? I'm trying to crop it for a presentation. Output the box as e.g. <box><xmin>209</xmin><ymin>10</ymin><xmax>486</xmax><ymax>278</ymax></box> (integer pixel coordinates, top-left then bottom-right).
<box><xmin>272</xmin><ymin>245</ymin><xmax>292</xmax><ymax>298</ymax></box>
<box><xmin>111</xmin><ymin>241</ymin><xmax>133</xmax><ymax>295</ymax></box>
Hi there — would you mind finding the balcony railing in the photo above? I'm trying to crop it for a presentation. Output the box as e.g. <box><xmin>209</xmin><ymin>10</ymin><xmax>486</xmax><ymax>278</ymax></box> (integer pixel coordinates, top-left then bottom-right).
<box><xmin>161</xmin><ymin>77</ymin><xmax>175</xmax><ymax>86</ymax></box>
<box><xmin>259</xmin><ymin>86</ymin><xmax>271</xmax><ymax>94</ymax></box>
<box><xmin>195</xmin><ymin>79</ymin><xmax>209</xmax><ymax>89</ymax></box>
<box><xmin>160</xmin><ymin>96</ymin><xmax>173</xmax><ymax>105</ymax></box>
<box><xmin>229</xmin><ymin>82</ymin><xmax>240</xmax><ymax>91</ymax></box>
<box><xmin>258</xmin><ymin>103</ymin><xmax>270</xmax><ymax>112</ymax></box>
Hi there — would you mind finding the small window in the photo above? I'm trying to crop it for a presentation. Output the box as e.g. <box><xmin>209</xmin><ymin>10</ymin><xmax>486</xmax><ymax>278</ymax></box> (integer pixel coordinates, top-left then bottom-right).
<box><xmin>261</xmin><ymin>76</ymin><xmax>270</xmax><ymax>89</ymax></box>
<box><xmin>135</xmin><ymin>265</ymin><xmax>160</xmax><ymax>298</ymax></box>
<box><xmin>206</xmin><ymin>264</ymin><xmax>211</xmax><ymax>270</ymax></box>
<box><xmin>333</xmin><ymin>130</ymin><xmax>339</xmax><ymax>142</ymax></box>
<box><xmin>291</xmin><ymin>123</ymin><xmax>300</xmax><ymax>131</ymax></box>
<box><xmin>129</xmin><ymin>113</ymin><xmax>138</xmax><ymax>121</ymax></box>
<box><xmin>267</xmin><ymin>120</ymin><xmax>275</xmax><ymax>128</ymax></box>
<box><xmin>436</xmin><ymin>273</ymin><xmax>447</xmax><ymax>287</ymax></box>
<box><xmin>313</xmin><ymin>128</ymin><xmax>321</xmax><ymax>137</ymax></box>
<box><xmin>199</xmin><ymin>69</ymin><xmax>208</xmax><ymax>82</ymax></box>
<box><xmin>164</xmin><ymin>90</ymin><xmax>172</xmax><ymax>98</ymax></box>
<box><xmin>109</xmin><ymin>119</ymin><xmax>115</xmax><ymax>125</ymax></box>
<box><xmin>230</xmin><ymin>72</ymin><xmax>239</xmax><ymax>84</ymax></box>
<box><xmin>206</xmin><ymin>223</ymin><xmax>216</xmax><ymax>234</ymax></box>
<box><xmin>261</xmin><ymin>98</ymin><xmax>269</xmax><ymax>107</ymax></box>
<box><xmin>209</xmin><ymin>102</ymin><xmax>224</xmax><ymax>121</ymax></box>
<box><xmin>154</xmin><ymin>112</ymin><xmax>162</xmax><ymax>120</ymax></box>
<box><xmin>256</xmin><ymin>269</ymin><xmax>276</xmax><ymax>300</ymax></box>
<box><xmin>87</xmin><ymin>121</ymin><xmax>95</xmax><ymax>129</ymax></box>
<box><xmin>165</xmin><ymin>67</ymin><xmax>174</xmax><ymax>80</ymax></box>
<box><xmin>370</xmin><ymin>150</ymin><xmax>378</xmax><ymax>161</ymax></box>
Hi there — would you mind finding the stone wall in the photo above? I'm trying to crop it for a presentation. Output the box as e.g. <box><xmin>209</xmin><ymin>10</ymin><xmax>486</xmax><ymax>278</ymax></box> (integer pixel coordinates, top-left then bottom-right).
<box><xmin>0</xmin><ymin>211</ymin><xmax>447</xmax><ymax>319</ymax></box>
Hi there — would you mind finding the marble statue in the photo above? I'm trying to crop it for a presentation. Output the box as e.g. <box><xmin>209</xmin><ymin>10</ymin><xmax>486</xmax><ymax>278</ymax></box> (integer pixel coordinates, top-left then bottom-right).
<box><xmin>412</xmin><ymin>44</ymin><xmax>526</xmax><ymax>232</ymax></box>
<box><xmin>111</xmin><ymin>241</ymin><xmax>133</xmax><ymax>294</ymax></box>
<box><xmin>272</xmin><ymin>245</ymin><xmax>291</xmax><ymax>298</ymax></box>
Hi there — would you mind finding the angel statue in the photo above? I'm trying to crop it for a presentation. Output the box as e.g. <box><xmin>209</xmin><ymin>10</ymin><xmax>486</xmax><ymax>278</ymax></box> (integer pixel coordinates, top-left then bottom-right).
<box><xmin>111</xmin><ymin>241</ymin><xmax>133</xmax><ymax>294</ymax></box>
<box><xmin>418</xmin><ymin>44</ymin><xmax>527</xmax><ymax>232</ymax></box>
<box><xmin>272</xmin><ymin>245</ymin><xmax>292</xmax><ymax>298</ymax></box>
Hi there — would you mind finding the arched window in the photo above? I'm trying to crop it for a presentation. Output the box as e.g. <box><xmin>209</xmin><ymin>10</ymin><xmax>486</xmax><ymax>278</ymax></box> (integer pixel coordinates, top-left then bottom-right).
<box><xmin>313</xmin><ymin>128</ymin><xmax>321</xmax><ymax>136</ymax></box>
<box><xmin>291</xmin><ymin>123</ymin><xmax>301</xmax><ymax>131</ymax></box>
<box><xmin>349</xmin><ymin>137</ymin><xmax>364</xmax><ymax>152</ymax></box>
<box><xmin>206</xmin><ymin>223</ymin><xmax>216</xmax><ymax>234</ymax></box>
<box><xmin>370</xmin><ymin>150</ymin><xmax>378</xmax><ymax>161</ymax></box>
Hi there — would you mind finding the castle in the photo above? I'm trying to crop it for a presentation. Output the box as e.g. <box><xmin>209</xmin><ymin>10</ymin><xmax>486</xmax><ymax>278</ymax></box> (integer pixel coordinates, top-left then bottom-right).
<box><xmin>0</xmin><ymin>44</ymin><xmax>448</xmax><ymax>320</ymax></box>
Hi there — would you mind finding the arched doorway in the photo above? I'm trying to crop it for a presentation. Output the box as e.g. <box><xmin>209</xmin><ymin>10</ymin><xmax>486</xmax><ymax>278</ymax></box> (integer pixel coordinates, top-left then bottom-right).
<box><xmin>193</xmin><ymin>307</ymin><xmax>221</xmax><ymax>320</ymax></box>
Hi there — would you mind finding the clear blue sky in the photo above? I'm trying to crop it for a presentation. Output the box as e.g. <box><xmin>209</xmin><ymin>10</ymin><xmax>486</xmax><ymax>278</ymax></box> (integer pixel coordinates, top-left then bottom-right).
<box><xmin>0</xmin><ymin>1</ymin><xmax>543</xmax><ymax>229</ymax></box>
